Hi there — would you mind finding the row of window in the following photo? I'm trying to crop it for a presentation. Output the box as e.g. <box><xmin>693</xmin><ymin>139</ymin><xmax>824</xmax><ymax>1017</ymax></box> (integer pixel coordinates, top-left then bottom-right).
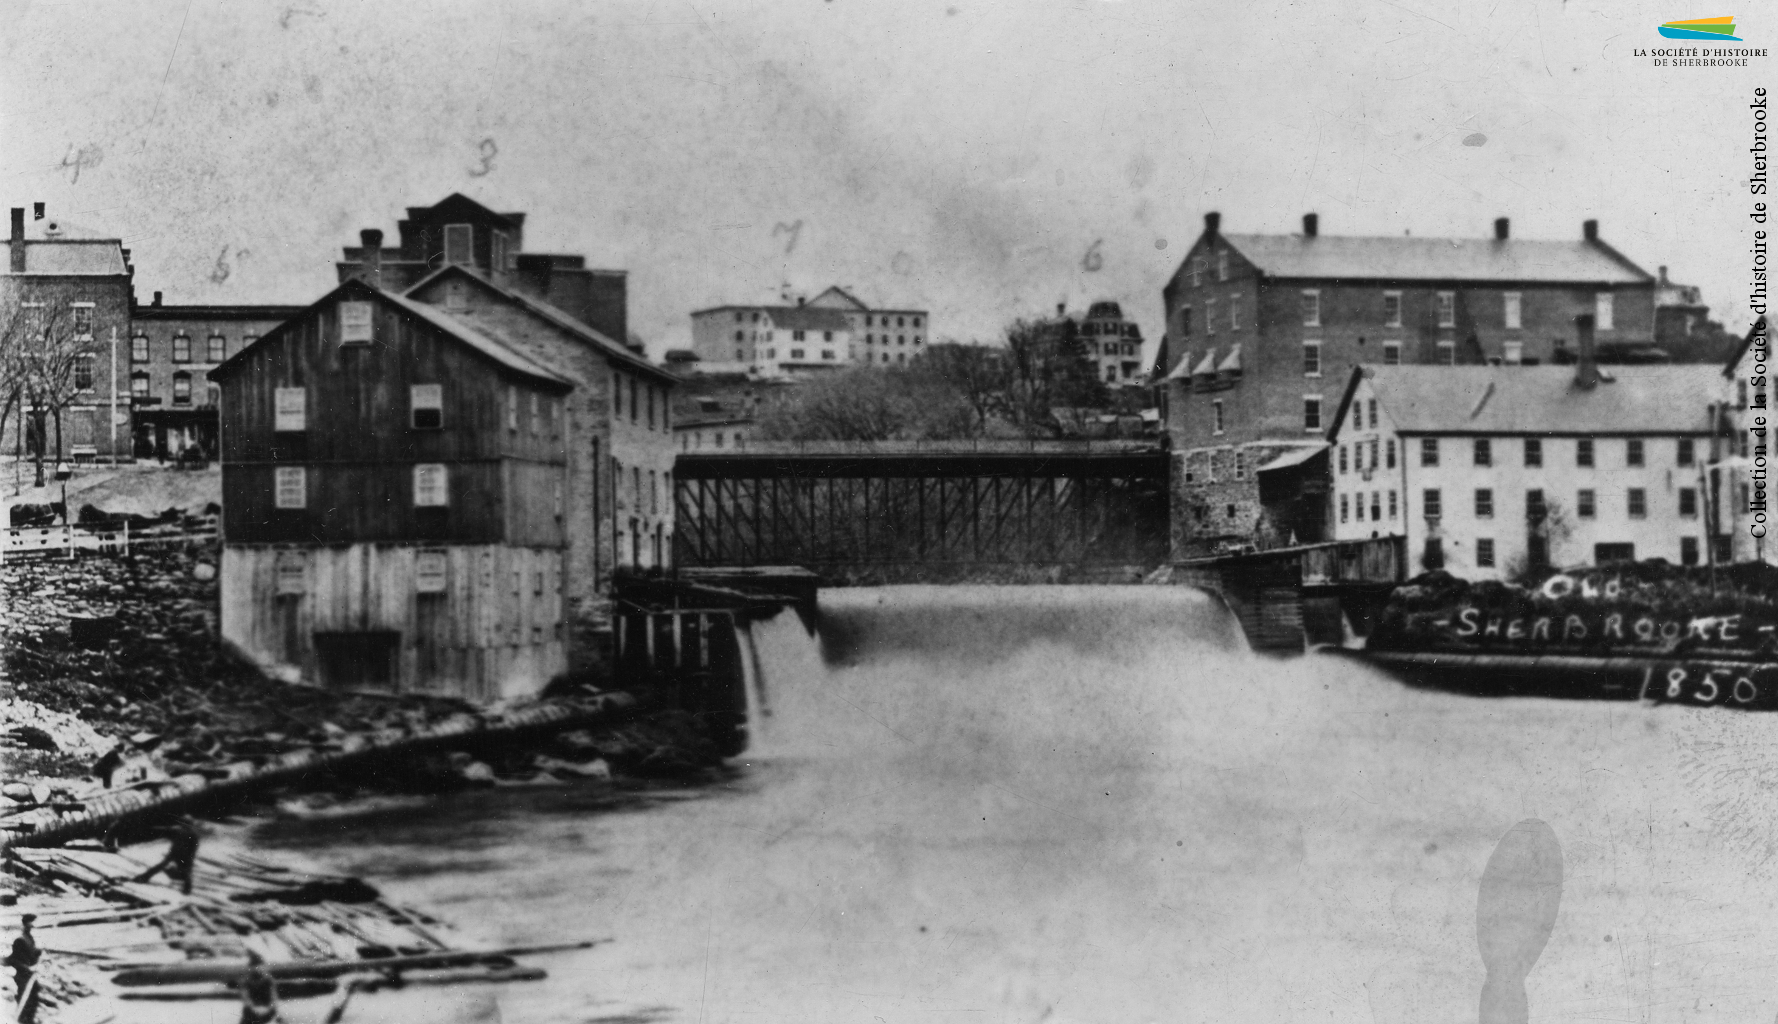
<box><xmin>1082</xmin><ymin>322</ymin><xmax>1139</xmax><ymax>338</ymax></box>
<box><xmin>19</xmin><ymin>301</ymin><xmax>95</xmax><ymax>338</ymax></box>
<box><xmin>1180</xmin><ymin>289</ymin><xmax>1618</xmax><ymax>338</ymax></box>
<box><xmin>1185</xmin><ymin>251</ymin><xmax>1231</xmax><ymax>287</ymax></box>
<box><xmin>1411</xmin><ymin>436</ymin><xmax>1697</xmax><ymax>469</ymax></box>
<box><xmin>1407</xmin><ymin>486</ymin><xmax>1690</xmax><ymax>521</ymax></box>
<box><xmin>610</xmin><ymin>458</ymin><xmax>670</xmax><ymax>516</ymax></box>
<box><xmin>268</xmin><ymin>385</ymin><xmax>562</xmax><ymax>435</ymax></box>
<box><xmin>1178</xmin><ymin>295</ymin><xmax>1243</xmax><ymax>337</ymax></box>
<box><xmin>612</xmin><ymin>373</ymin><xmax>670</xmax><ymax>431</ymax></box>
<box><xmin>438</xmin><ymin>223</ymin><xmax>513</xmax><ymax>271</ymax></box>
<box><xmin>1419</xmin><ymin>537</ymin><xmax>1700</xmax><ymax>570</ymax></box>
<box><xmin>130</xmin><ymin>333</ymin><xmax>249</xmax><ymax>364</ymax></box>
<box><xmin>128</xmin><ymin>371</ymin><xmax>214</xmax><ymax>406</ymax></box>
<box><xmin>1097</xmin><ymin>342</ymin><xmax>1137</xmax><ymax>357</ymax></box>
<box><xmin>274</xmin><ymin>464</ymin><xmax>451</xmax><ymax>509</ymax></box>
<box><xmin>728</xmin><ymin>311</ymin><xmax>924</xmax><ymax>329</ymax></box>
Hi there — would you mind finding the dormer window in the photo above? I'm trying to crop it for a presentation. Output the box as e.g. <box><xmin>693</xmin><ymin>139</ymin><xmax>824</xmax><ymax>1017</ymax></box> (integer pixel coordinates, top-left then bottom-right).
<box><xmin>444</xmin><ymin>280</ymin><xmax>467</xmax><ymax>310</ymax></box>
<box><xmin>444</xmin><ymin>224</ymin><xmax>473</xmax><ymax>266</ymax></box>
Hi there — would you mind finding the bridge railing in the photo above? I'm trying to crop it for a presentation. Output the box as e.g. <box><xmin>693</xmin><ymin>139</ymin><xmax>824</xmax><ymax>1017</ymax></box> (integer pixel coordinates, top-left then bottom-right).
<box><xmin>721</xmin><ymin>439</ymin><xmax>1163</xmax><ymax>456</ymax></box>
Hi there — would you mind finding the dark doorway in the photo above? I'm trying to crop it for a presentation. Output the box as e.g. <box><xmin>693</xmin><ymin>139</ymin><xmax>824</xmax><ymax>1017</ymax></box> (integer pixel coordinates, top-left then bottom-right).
<box><xmin>1593</xmin><ymin>543</ymin><xmax>1636</xmax><ymax>564</ymax></box>
<box><xmin>313</xmin><ymin>631</ymin><xmax>401</xmax><ymax>691</ymax></box>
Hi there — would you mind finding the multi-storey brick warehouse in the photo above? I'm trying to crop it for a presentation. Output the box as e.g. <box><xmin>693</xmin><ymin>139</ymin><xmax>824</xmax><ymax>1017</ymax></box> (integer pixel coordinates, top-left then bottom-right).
<box><xmin>128</xmin><ymin>296</ymin><xmax>303</xmax><ymax>460</ymax></box>
<box><xmin>1160</xmin><ymin>211</ymin><xmax>1658</xmax><ymax>557</ymax></box>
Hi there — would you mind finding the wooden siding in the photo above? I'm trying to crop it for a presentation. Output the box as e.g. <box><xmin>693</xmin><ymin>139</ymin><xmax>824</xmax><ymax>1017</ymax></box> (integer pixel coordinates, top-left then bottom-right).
<box><xmin>221</xmin><ymin>543</ymin><xmax>566</xmax><ymax>702</ymax></box>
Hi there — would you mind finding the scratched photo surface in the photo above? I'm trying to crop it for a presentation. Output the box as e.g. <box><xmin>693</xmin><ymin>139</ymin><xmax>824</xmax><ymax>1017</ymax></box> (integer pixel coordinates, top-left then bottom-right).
<box><xmin>0</xmin><ymin>2</ymin><xmax>1768</xmax><ymax>1022</ymax></box>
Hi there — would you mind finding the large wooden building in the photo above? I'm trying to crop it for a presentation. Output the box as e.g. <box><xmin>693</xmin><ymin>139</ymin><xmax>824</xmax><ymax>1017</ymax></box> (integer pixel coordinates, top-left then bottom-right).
<box><xmin>209</xmin><ymin>278</ymin><xmax>575</xmax><ymax>700</ymax></box>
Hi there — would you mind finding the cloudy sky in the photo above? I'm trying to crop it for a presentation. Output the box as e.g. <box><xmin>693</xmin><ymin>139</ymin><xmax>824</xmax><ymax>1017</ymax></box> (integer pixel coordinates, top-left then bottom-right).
<box><xmin>0</xmin><ymin>0</ymin><xmax>1763</xmax><ymax>360</ymax></box>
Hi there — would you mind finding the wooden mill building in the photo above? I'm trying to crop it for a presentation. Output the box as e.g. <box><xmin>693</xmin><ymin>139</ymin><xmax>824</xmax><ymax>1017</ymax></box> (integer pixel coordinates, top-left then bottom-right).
<box><xmin>208</xmin><ymin>277</ymin><xmax>575</xmax><ymax>699</ymax></box>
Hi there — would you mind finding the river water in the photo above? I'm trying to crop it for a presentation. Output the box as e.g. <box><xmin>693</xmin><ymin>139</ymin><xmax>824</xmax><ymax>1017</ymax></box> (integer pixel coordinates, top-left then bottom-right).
<box><xmin>249</xmin><ymin>585</ymin><xmax>1778</xmax><ymax>1024</ymax></box>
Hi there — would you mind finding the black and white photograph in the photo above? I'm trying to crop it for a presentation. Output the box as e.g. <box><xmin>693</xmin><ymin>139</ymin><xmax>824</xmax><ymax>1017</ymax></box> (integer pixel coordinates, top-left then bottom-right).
<box><xmin>0</xmin><ymin>2</ymin><xmax>1770</xmax><ymax>1021</ymax></box>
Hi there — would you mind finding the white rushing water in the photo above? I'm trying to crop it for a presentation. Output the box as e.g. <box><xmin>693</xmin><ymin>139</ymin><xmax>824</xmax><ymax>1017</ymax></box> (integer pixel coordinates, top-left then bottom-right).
<box><xmin>247</xmin><ymin>585</ymin><xmax>1778</xmax><ymax>1024</ymax></box>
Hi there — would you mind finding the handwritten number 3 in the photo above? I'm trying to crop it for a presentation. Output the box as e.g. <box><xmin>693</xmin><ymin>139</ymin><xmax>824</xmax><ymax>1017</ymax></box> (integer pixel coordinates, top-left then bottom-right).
<box><xmin>470</xmin><ymin>138</ymin><xmax>497</xmax><ymax>178</ymax></box>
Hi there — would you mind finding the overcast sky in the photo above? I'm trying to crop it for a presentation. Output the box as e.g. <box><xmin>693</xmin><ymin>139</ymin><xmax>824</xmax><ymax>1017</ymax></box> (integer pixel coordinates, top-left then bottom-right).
<box><xmin>0</xmin><ymin>0</ymin><xmax>1763</xmax><ymax>361</ymax></box>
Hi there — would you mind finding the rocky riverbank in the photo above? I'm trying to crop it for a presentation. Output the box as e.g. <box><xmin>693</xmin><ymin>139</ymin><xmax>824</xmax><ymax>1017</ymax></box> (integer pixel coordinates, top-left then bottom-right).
<box><xmin>1</xmin><ymin>543</ymin><xmax>730</xmax><ymax>837</ymax></box>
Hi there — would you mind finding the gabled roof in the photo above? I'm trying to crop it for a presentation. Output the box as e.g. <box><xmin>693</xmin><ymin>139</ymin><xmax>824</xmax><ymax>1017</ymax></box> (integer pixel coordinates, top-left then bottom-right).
<box><xmin>1331</xmin><ymin>364</ymin><xmax>1722</xmax><ymax>440</ymax></box>
<box><xmin>1214</xmin><ymin>232</ymin><xmax>1651</xmax><ymax>284</ymax></box>
<box><xmin>808</xmin><ymin>286</ymin><xmax>869</xmax><ymax>311</ymax></box>
<box><xmin>11</xmin><ymin>240</ymin><xmax>127</xmax><ymax>275</ymax></box>
<box><xmin>763</xmin><ymin>305</ymin><xmax>851</xmax><ymax>332</ymax></box>
<box><xmin>404</xmin><ymin>264</ymin><xmax>675</xmax><ymax>384</ymax></box>
<box><xmin>406</xmin><ymin>192</ymin><xmax>520</xmax><ymax>228</ymax></box>
<box><xmin>207</xmin><ymin>277</ymin><xmax>571</xmax><ymax>389</ymax></box>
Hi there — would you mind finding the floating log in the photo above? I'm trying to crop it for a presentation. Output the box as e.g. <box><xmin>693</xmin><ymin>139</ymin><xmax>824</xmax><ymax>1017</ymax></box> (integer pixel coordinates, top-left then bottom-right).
<box><xmin>111</xmin><ymin>939</ymin><xmax>610</xmax><ymax>986</ymax></box>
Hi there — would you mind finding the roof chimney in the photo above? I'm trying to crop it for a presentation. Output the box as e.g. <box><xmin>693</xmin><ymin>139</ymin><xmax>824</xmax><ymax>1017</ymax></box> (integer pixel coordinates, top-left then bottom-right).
<box><xmin>1057</xmin><ymin>302</ymin><xmax>1066</xmax><ymax>318</ymax></box>
<box><xmin>153</xmin><ymin>291</ymin><xmax>162</xmax><ymax>306</ymax></box>
<box><xmin>1204</xmin><ymin>211</ymin><xmax>1221</xmax><ymax>240</ymax></box>
<box><xmin>359</xmin><ymin>229</ymin><xmax>384</xmax><ymax>290</ymax></box>
<box><xmin>1583</xmin><ymin>219</ymin><xmax>1599</xmax><ymax>242</ymax></box>
<box><xmin>1573</xmin><ymin>313</ymin><xmax>1600</xmax><ymax>390</ymax></box>
<box><xmin>1494</xmin><ymin>217</ymin><xmax>1509</xmax><ymax>241</ymax></box>
<box><xmin>9</xmin><ymin>208</ymin><xmax>24</xmax><ymax>273</ymax></box>
<box><xmin>1302</xmin><ymin>213</ymin><xmax>1318</xmax><ymax>238</ymax></box>
<box><xmin>1659</xmin><ymin>265</ymin><xmax>1669</xmax><ymax>285</ymax></box>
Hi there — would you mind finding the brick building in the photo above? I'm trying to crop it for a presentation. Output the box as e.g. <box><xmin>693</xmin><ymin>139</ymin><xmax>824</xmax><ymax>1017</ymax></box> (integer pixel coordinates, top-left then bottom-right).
<box><xmin>1327</xmin><ymin>319</ymin><xmax>1724</xmax><ymax>580</ymax></box>
<box><xmin>128</xmin><ymin>295</ymin><xmax>303</xmax><ymax>459</ymax></box>
<box><xmin>3</xmin><ymin>206</ymin><xmax>134</xmax><ymax>463</ymax></box>
<box><xmin>689</xmin><ymin>285</ymin><xmax>930</xmax><ymax>376</ymax></box>
<box><xmin>1160</xmin><ymin>211</ymin><xmax>1658</xmax><ymax>557</ymax></box>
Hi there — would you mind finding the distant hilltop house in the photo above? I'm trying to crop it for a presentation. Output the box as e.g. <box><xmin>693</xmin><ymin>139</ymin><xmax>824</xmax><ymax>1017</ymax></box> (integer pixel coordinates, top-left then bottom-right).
<box><xmin>211</xmin><ymin>196</ymin><xmax>677</xmax><ymax>700</ymax></box>
<box><xmin>1328</xmin><ymin>316</ymin><xmax>1727</xmax><ymax>581</ymax></box>
<box><xmin>1158</xmin><ymin>210</ymin><xmax>1669</xmax><ymax>557</ymax></box>
<box><xmin>689</xmin><ymin>286</ymin><xmax>929</xmax><ymax>377</ymax></box>
<box><xmin>2</xmin><ymin>205</ymin><xmax>134</xmax><ymax>464</ymax></box>
<box><xmin>1073</xmin><ymin>300</ymin><xmax>1148</xmax><ymax>386</ymax></box>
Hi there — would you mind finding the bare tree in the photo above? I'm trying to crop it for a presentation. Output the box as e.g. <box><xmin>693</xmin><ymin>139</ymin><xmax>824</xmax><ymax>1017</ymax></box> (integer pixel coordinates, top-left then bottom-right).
<box><xmin>754</xmin><ymin>364</ymin><xmax>978</xmax><ymax>442</ymax></box>
<box><xmin>0</xmin><ymin>300</ymin><xmax>89</xmax><ymax>488</ymax></box>
<box><xmin>914</xmin><ymin>341</ymin><xmax>1010</xmax><ymax>434</ymax></box>
<box><xmin>998</xmin><ymin>315</ymin><xmax>1110</xmax><ymax>437</ymax></box>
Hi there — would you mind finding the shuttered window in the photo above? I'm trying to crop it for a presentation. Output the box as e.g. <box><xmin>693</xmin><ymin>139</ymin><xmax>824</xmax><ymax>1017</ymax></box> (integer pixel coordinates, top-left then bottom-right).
<box><xmin>275</xmin><ymin>388</ymin><xmax>306</xmax><ymax>432</ymax></box>
<box><xmin>411</xmin><ymin>384</ymin><xmax>443</xmax><ymax>429</ymax></box>
<box><xmin>275</xmin><ymin>467</ymin><xmax>306</xmax><ymax>509</ymax></box>
<box><xmin>339</xmin><ymin>301</ymin><xmax>373</xmax><ymax>344</ymax></box>
<box><xmin>414</xmin><ymin>464</ymin><xmax>449</xmax><ymax>507</ymax></box>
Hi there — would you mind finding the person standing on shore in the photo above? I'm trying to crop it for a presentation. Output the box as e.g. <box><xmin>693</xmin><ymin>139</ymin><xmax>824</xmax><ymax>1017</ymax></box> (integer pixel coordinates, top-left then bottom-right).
<box><xmin>4</xmin><ymin>914</ymin><xmax>40</xmax><ymax>1024</ymax></box>
<box><xmin>239</xmin><ymin>949</ymin><xmax>279</xmax><ymax>1024</ymax></box>
<box><xmin>133</xmin><ymin>814</ymin><xmax>201</xmax><ymax>895</ymax></box>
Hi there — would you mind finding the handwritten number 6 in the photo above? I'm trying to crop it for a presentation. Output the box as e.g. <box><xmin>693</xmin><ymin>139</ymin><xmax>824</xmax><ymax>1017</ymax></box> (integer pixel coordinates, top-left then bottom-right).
<box><xmin>1081</xmin><ymin>239</ymin><xmax>1104</xmax><ymax>273</ymax></box>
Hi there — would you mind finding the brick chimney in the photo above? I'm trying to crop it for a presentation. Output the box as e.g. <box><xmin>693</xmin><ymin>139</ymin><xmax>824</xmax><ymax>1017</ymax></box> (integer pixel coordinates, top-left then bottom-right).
<box><xmin>1204</xmin><ymin>211</ymin><xmax>1221</xmax><ymax>241</ymax></box>
<box><xmin>153</xmin><ymin>291</ymin><xmax>162</xmax><ymax>306</ymax></box>
<box><xmin>1303</xmin><ymin>213</ymin><xmax>1318</xmax><ymax>238</ymax></box>
<box><xmin>9</xmin><ymin>208</ymin><xmax>25</xmax><ymax>273</ymax></box>
<box><xmin>1494</xmin><ymin>217</ymin><xmax>1509</xmax><ymax>241</ymax></box>
<box><xmin>1583</xmin><ymin>219</ymin><xmax>1599</xmax><ymax>243</ymax></box>
<box><xmin>1573</xmin><ymin>313</ymin><xmax>1600</xmax><ymax>390</ymax></box>
<box><xmin>359</xmin><ymin>229</ymin><xmax>384</xmax><ymax>289</ymax></box>
<box><xmin>1659</xmin><ymin>265</ymin><xmax>1669</xmax><ymax>285</ymax></box>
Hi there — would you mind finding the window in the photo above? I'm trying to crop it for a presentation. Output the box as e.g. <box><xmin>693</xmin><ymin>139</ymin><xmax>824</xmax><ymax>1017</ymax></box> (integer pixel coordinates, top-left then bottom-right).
<box><xmin>275</xmin><ymin>552</ymin><xmax>306</xmax><ymax>595</ymax></box>
<box><xmin>1503</xmin><ymin>341</ymin><xmax>1523</xmax><ymax>365</ymax></box>
<box><xmin>509</xmin><ymin>385</ymin><xmax>521</xmax><ymax>431</ymax></box>
<box><xmin>1368</xmin><ymin>399</ymin><xmax>1377</xmax><ymax>427</ymax></box>
<box><xmin>1423</xmin><ymin>537</ymin><xmax>1446</xmax><ymax>570</ymax></box>
<box><xmin>275</xmin><ymin>466</ymin><xmax>306</xmax><ymax>509</ymax></box>
<box><xmin>1423</xmin><ymin>488</ymin><xmax>1442</xmax><ymax>519</ymax></box>
<box><xmin>650</xmin><ymin>471</ymin><xmax>659</xmax><ymax>515</ymax></box>
<box><xmin>630</xmin><ymin>378</ymin><xmax>639</xmax><ymax>423</ymax></box>
<box><xmin>273</xmin><ymin>385</ymin><xmax>305</xmax><ymax>430</ymax></box>
<box><xmin>172</xmin><ymin>334</ymin><xmax>191</xmax><ymax>362</ymax></box>
<box><xmin>1371</xmin><ymin>492</ymin><xmax>1382</xmax><ymax>520</ymax></box>
<box><xmin>1679</xmin><ymin>487</ymin><xmax>1698</xmax><ymax>517</ymax></box>
<box><xmin>1189</xmin><ymin>258</ymin><xmax>1204</xmax><ymax>288</ymax></box>
<box><xmin>1212</xmin><ymin>400</ymin><xmax>1225</xmax><ymax>434</ymax></box>
<box><xmin>492</xmin><ymin>231</ymin><xmax>510</xmax><ymax>272</ymax></box>
<box><xmin>1678</xmin><ymin>438</ymin><xmax>1695</xmax><ymax>466</ymax></box>
<box><xmin>1420</xmin><ymin>438</ymin><xmax>1439</xmax><ymax>467</ymax></box>
<box><xmin>1383</xmin><ymin>291</ymin><xmax>1402</xmax><ymax>328</ymax></box>
<box><xmin>207</xmin><ymin>335</ymin><xmax>225</xmax><ymax>362</ymax></box>
<box><xmin>1301</xmin><ymin>290</ymin><xmax>1321</xmax><ymax>327</ymax></box>
<box><xmin>1339</xmin><ymin>445</ymin><xmax>1348</xmax><ymax>474</ymax></box>
<box><xmin>792</xmin><ymin>330</ymin><xmax>806</xmax><ymax>341</ymax></box>
<box><xmin>71</xmin><ymin>304</ymin><xmax>93</xmax><ymax>337</ymax></box>
<box><xmin>1386</xmin><ymin>440</ymin><xmax>1396</xmax><ymax>469</ymax></box>
<box><xmin>1303</xmin><ymin>396</ymin><xmax>1322</xmax><ymax>432</ymax></box>
<box><xmin>205</xmin><ymin>384</ymin><xmax>220</xmax><ymax>408</ymax></box>
<box><xmin>74</xmin><ymin>355</ymin><xmax>95</xmax><ymax>391</ymax></box>
<box><xmin>445</xmin><ymin>280</ymin><xmax>468</xmax><ymax>310</ymax></box>
<box><xmin>1577</xmin><ymin>438</ymin><xmax>1594</xmax><ymax>467</ymax></box>
<box><xmin>1340</xmin><ymin>494</ymin><xmax>1350</xmax><ymax>524</ymax></box>
<box><xmin>1383</xmin><ymin>340</ymin><xmax>1401</xmax><ymax>365</ymax></box>
<box><xmin>1595</xmin><ymin>292</ymin><xmax>1614</xmax><ymax>330</ymax></box>
<box><xmin>646</xmin><ymin>386</ymin><xmax>656</xmax><ymax>430</ymax></box>
<box><xmin>1217</xmin><ymin>251</ymin><xmax>1229</xmax><ymax>281</ymax></box>
<box><xmin>1355</xmin><ymin>402</ymin><xmax>1365</xmax><ymax>431</ymax></box>
<box><xmin>416</xmin><ymin>550</ymin><xmax>449</xmax><ymax>593</ymax></box>
<box><xmin>1527</xmin><ymin>489</ymin><xmax>1546</xmax><ymax>521</ymax></box>
<box><xmin>1595</xmin><ymin>543</ymin><xmax>1635</xmax><ymax>564</ymax></box>
<box><xmin>1369</xmin><ymin>439</ymin><xmax>1379</xmax><ymax>470</ymax></box>
<box><xmin>530</xmin><ymin>392</ymin><xmax>541</xmax><ymax>435</ymax></box>
<box><xmin>1302</xmin><ymin>341</ymin><xmax>1321</xmax><ymax>377</ymax></box>
<box><xmin>1503</xmin><ymin>292</ymin><xmax>1522</xmax><ymax>331</ymax></box>
<box><xmin>444</xmin><ymin>224</ymin><xmax>473</xmax><ymax>265</ymax></box>
<box><xmin>1204</xmin><ymin>298</ymin><xmax>1216</xmax><ymax>335</ymax></box>
<box><xmin>1388</xmin><ymin>490</ymin><xmax>1398</xmax><ymax>518</ymax></box>
<box><xmin>790</xmin><ymin>349</ymin><xmax>805</xmax><ymax>360</ymax></box>
<box><xmin>1475</xmin><ymin>488</ymin><xmax>1494</xmax><ymax>518</ymax></box>
<box><xmin>339</xmin><ymin>301</ymin><xmax>373</xmax><ymax>344</ymax></box>
<box><xmin>131</xmin><ymin>333</ymin><xmax>148</xmax><ymax>362</ymax></box>
<box><xmin>129</xmin><ymin>372</ymin><xmax>148</xmax><ymax>398</ymax></box>
<box><xmin>1625</xmin><ymin>438</ymin><xmax>1644</xmax><ymax>467</ymax></box>
<box><xmin>1228</xmin><ymin>298</ymin><xmax>1240</xmax><ymax>331</ymax></box>
<box><xmin>411</xmin><ymin>384</ymin><xmax>443</xmax><ymax>429</ymax></box>
<box><xmin>1681</xmin><ymin>536</ymin><xmax>1700</xmax><ymax>566</ymax></box>
<box><xmin>1577</xmin><ymin>489</ymin><xmax>1597</xmax><ymax>518</ymax></box>
<box><xmin>1180</xmin><ymin>307</ymin><xmax>1192</xmax><ymax>337</ymax></box>
<box><xmin>1477</xmin><ymin>538</ymin><xmax>1496</xmax><ymax>568</ymax></box>
<box><xmin>1628</xmin><ymin>488</ymin><xmax>1647</xmax><ymax>519</ymax></box>
<box><xmin>1436</xmin><ymin>291</ymin><xmax>1455</xmax><ymax>328</ymax></box>
<box><xmin>172</xmin><ymin>372</ymin><xmax>191</xmax><ymax>405</ymax></box>
<box><xmin>1437</xmin><ymin>340</ymin><xmax>1456</xmax><ymax>365</ymax></box>
<box><xmin>1524</xmin><ymin>438</ymin><xmax>1542</xmax><ymax>467</ymax></box>
<box><xmin>1474</xmin><ymin>439</ymin><xmax>1492</xmax><ymax>466</ymax></box>
<box><xmin>414</xmin><ymin>464</ymin><xmax>449</xmax><ymax>507</ymax></box>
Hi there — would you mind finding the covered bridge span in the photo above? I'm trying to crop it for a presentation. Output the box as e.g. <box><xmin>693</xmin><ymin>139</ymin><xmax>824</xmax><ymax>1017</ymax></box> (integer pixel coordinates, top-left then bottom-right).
<box><xmin>673</xmin><ymin>441</ymin><xmax>1169</xmax><ymax>572</ymax></box>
